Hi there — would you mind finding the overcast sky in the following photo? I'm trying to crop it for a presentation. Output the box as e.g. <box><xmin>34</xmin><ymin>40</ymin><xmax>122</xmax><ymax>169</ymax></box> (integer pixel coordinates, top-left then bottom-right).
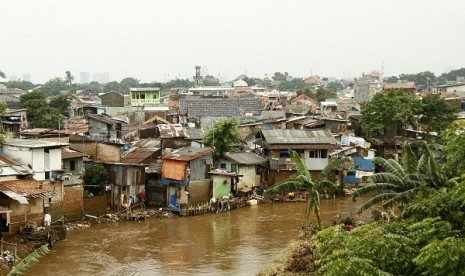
<box><xmin>1</xmin><ymin>0</ymin><xmax>464</xmax><ymax>84</ymax></box>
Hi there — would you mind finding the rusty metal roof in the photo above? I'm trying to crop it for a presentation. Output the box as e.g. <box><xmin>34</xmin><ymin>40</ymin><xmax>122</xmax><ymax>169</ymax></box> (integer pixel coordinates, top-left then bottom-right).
<box><xmin>61</xmin><ymin>147</ymin><xmax>87</xmax><ymax>159</ymax></box>
<box><xmin>163</xmin><ymin>147</ymin><xmax>214</xmax><ymax>161</ymax></box>
<box><xmin>0</xmin><ymin>179</ymin><xmax>55</xmax><ymax>204</ymax></box>
<box><xmin>86</xmin><ymin>113</ymin><xmax>126</xmax><ymax>126</ymax></box>
<box><xmin>157</xmin><ymin>124</ymin><xmax>185</xmax><ymax>138</ymax></box>
<box><xmin>121</xmin><ymin>148</ymin><xmax>160</xmax><ymax>164</ymax></box>
<box><xmin>260</xmin><ymin>129</ymin><xmax>338</xmax><ymax>145</ymax></box>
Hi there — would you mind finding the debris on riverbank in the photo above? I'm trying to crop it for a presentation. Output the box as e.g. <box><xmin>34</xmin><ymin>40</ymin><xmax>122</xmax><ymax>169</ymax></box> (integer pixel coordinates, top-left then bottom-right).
<box><xmin>257</xmin><ymin>223</ymin><xmax>319</xmax><ymax>276</ymax></box>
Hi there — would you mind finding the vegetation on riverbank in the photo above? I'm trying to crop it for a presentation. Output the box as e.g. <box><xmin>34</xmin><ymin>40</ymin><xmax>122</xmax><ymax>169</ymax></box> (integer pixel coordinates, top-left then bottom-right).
<box><xmin>259</xmin><ymin>137</ymin><xmax>465</xmax><ymax>276</ymax></box>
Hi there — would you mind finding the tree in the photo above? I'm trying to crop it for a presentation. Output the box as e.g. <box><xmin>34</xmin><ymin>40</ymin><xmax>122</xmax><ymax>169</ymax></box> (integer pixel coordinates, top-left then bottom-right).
<box><xmin>442</xmin><ymin>122</ymin><xmax>465</xmax><ymax>178</ymax></box>
<box><xmin>360</xmin><ymin>89</ymin><xmax>420</xmax><ymax>137</ymax></box>
<box><xmin>120</xmin><ymin>77</ymin><xmax>140</xmax><ymax>92</ymax></box>
<box><xmin>0</xmin><ymin>70</ymin><xmax>5</xmax><ymax>79</ymax></box>
<box><xmin>419</xmin><ymin>94</ymin><xmax>457</xmax><ymax>133</ymax></box>
<box><xmin>265</xmin><ymin>150</ymin><xmax>347</xmax><ymax>230</ymax></box>
<box><xmin>202</xmin><ymin>118</ymin><xmax>240</xmax><ymax>160</ymax></box>
<box><xmin>65</xmin><ymin>71</ymin><xmax>74</xmax><ymax>85</ymax></box>
<box><xmin>325</xmin><ymin>81</ymin><xmax>344</xmax><ymax>92</ymax></box>
<box><xmin>83</xmin><ymin>163</ymin><xmax>109</xmax><ymax>195</ymax></box>
<box><xmin>272</xmin><ymin>72</ymin><xmax>289</xmax><ymax>82</ymax></box>
<box><xmin>49</xmin><ymin>94</ymin><xmax>70</xmax><ymax>116</ymax></box>
<box><xmin>103</xmin><ymin>81</ymin><xmax>121</xmax><ymax>93</ymax></box>
<box><xmin>202</xmin><ymin>75</ymin><xmax>220</xmax><ymax>86</ymax></box>
<box><xmin>278</xmin><ymin>78</ymin><xmax>307</xmax><ymax>91</ymax></box>
<box><xmin>386</xmin><ymin>75</ymin><xmax>399</xmax><ymax>83</ymax></box>
<box><xmin>20</xmin><ymin>90</ymin><xmax>62</xmax><ymax>128</ymax></box>
<box><xmin>352</xmin><ymin>142</ymin><xmax>446</xmax><ymax>215</ymax></box>
<box><xmin>41</xmin><ymin>77</ymin><xmax>68</xmax><ymax>96</ymax></box>
<box><xmin>314</xmin><ymin>87</ymin><xmax>336</xmax><ymax>102</ymax></box>
<box><xmin>243</xmin><ymin>77</ymin><xmax>262</xmax><ymax>87</ymax></box>
<box><xmin>441</xmin><ymin>67</ymin><xmax>465</xmax><ymax>81</ymax></box>
<box><xmin>5</xmin><ymin>80</ymin><xmax>36</xmax><ymax>91</ymax></box>
<box><xmin>163</xmin><ymin>78</ymin><xmax>193</xmax><ymax>90</ymax></box>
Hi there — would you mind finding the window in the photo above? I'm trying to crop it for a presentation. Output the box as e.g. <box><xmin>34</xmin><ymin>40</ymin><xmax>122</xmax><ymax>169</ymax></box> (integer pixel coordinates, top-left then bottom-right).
<box><xmin>220</xmin><ymin>163</ymin><xmax>226</xmax><ymax>169</ymax></box>
<box><xmin>70</xmin><ymin>160</ymin><xmax>76</xmax><ymax>171</ymax></box>
<box><xmin>309</xmin><ymin>149</ymin><xmax>328</xmax><ymax>159</ymax></box>
<box><xmin>231</xmin><ymin>164</ymin><xmax>237</xmax><ymax>173</ymax></box>
<box><xmin>45</xmin><ymin>171</ymin><xmax>50</xmax><ymax>179</ymax></box>
<box><xmin>140</xmin><ymin>93</ymin><xmax>145</xmax><ymax>99</ymax></box>
<box><xmin>279</xmin><ymin>150</ymin><xmax>290</xmax><ymax>158</ymax></box>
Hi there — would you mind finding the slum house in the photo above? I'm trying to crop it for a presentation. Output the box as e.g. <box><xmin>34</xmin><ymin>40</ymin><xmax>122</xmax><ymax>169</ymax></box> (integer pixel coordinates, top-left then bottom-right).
<box><xmin>0</xmin><ymin>85</ymin><xmax>23</xmax><ymax>109</ymax></box>
<box><xmin>19</xmin><ymin>128</ymin><xmax>69</xmax><ymax>144</ymax></box>
<box><xmin>291</xmin><ymin>94</ymin><xmax>317</xmax><ymax>108</ymax></box>
<box><xmin>129</xmin><ymin>139</ymin><xmax>163</xmax><ymax>206</ymax></box>
<box><xmin>86</xmin><ymin>113</ymin><xmax>126</xmax><ymax>143</ymax></box>
<box><xmin>99</xmin><ymin>162</ymin><xmax>146</xmax><ymax>211</ymax></box>
<box><xmin>60</xmin><ymin>147</ymin><xmax>87</xmax><ymax>219</ymax></box>
<box><xmin>1</xmin><ymin>109</ymin><xmax>28</xmax><ymax>134</ymax></box>
<box><xmin>68</xmin><ymin>133</ymin><xmax>122</xmax><ymax>162</ymax></box>
<box><xmin>255</xmin><ymin>129</ymin><xmax>340</xmax><ymax>185</ymax></box>
<box><xmin>99</xmin><ymin>90</ymin><xmax>124</xmax><ymax>107</ymax></box>
<box><xmin>218</xmin><ymin>152</ymin><xmax>268</xmax><ymax>194</ymax></box>
<box><xmin>209</xmin><ymin>170</ymin><xmax>242</xmax><ymax>200</ymax></box>
<box><xmin>1</xmin><ymin>138</ymin><xmax>68</xmax><ymax>219</ymax></box>
<box><xmin>156</xmin><ymin>124</ymin><xmax>190</xmax><ymax>150</ymax></box>
<box><xmin>161</xmin><ymin>147</ymin><xmax>214</xmax><ymax>212</ymax></box>
<box><xmin>239</xmin><ymin>110</ymin><xmax>287</xmax><ymax>141</ymax></box>
<box><xmin>0</xmin><ymin>179</ymin><xmax>55</xmax><ymax>234</ymax></box>
<box><xmin>121</xmin><ymin>147</ymin><xmax>162</xmax><ymax>206</ymax></box>
<box><xmin>184</xmin><ymin>127</ymin><xmax>205</xmax><ymax>148</ymax></box>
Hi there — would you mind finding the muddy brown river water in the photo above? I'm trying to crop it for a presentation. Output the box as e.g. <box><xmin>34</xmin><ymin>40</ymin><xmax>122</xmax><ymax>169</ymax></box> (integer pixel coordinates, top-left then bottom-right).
<box><xmin>25</xmin><ymin>196</ymin><xmax>369</xmax><ymax>276</ymax></box>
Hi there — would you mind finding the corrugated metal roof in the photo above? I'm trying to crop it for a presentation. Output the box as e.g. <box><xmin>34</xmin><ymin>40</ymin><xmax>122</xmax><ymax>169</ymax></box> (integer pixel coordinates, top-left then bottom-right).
<box><xmin>0</xmin><ymin>179</ymin><xmax>55</xmax><ymax>204</ymax></box>
<box><xmin>260</xmin><ymin>129</ymin><xmax>338</xmax><ymax>145</ymax></box>
<box><xmin>121</xmin><ymin>148</ymin><xmax>160</xmax><ymax>164</ymax></box>
<box><xmin>224</xmin><ymin>152</ymin><xmax>267</xmax><ymax>165</ymax></box>
<box><xmin>163</xmin><ymin>147</ymin><xmax>214</xmax><ymax>161</ymax></box>
<box><xmin>61</xmin><ymin>147</ymin><xmax>87</xmax><ymax>159</ymax></box>
<box><xmin>4</xmin><ymin>138</ymin><xmax>65</xmax><ymax>148</ymax></box>
<box><xmin>157</xmin><ymin>124</ymin><xmax>185</xmax><ymax>138</ymax></box>
<box><xmin>86</xmin><ymin>113</ymin><xmax>125</xmax><ymax>126</ymax></box>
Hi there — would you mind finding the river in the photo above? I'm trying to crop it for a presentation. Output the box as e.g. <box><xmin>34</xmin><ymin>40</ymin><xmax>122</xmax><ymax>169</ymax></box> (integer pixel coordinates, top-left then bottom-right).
<box><xmin>25</xmin><ymin>196</ymin><xmax>369</xmax><ymax>276</ymax></box>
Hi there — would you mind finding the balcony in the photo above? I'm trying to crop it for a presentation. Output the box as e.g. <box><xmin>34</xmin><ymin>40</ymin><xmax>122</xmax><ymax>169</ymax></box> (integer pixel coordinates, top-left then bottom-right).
<box><xmin>269</xmin><ymin>158</ymin><xmax>297</xmax><ymax>171</ymax></box>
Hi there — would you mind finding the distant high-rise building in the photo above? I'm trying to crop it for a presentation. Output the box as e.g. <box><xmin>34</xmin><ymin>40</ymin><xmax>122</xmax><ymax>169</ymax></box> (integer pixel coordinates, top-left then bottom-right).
<box><xmin>8</xmin><ymin>74</ymin><xmax>18</xmax><ymax>81</ymax></box>
<box><xmin>22</xmin><ymin>73</ymin><xmax>31</xmax><ymax>82</ymax></box>
<box><xmin>80</xmin><ymin>72</ymin><xmax>90</xmax><ymax>84</ymax></box>
<box><xmin>92</xmin><ymin>72</ymin><xmax>110</xmax><ymax>84</ymax></box>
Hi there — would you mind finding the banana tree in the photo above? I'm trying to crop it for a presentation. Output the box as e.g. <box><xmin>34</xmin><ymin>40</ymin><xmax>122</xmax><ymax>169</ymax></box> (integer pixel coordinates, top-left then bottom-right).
<box><xmin>265</xmin><ymin>150</ymin><xmax>348</xmax><ymax>230</ymax></box>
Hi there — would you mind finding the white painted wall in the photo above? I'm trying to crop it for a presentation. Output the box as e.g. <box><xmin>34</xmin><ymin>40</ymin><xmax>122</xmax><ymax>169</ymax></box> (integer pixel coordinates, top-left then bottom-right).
<box><xmin>237</xmin><ymin>165</ymin><xmax>259</xmax><ymax>189</ymax></box>
<box><xmin>304</xmin><ymin>149</ymin><xmax>329</xmax><ymax>171</ymax></box>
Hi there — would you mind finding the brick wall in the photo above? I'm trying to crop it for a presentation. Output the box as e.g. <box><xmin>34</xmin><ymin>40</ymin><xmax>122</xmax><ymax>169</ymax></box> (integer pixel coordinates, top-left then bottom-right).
<box><xmin>70</xmin><ymin>142</ymin><xmax>121</xmax><ymax>162</ymax></box>
<box><xmin>83</xmin><ymin>196</ymin><xmax>108</xmax><ymax>217</ymax></box>
<box><xmin>63</xmin><ymin>185</ymin><xmax>84</xmax><ymax>220</ymax></box>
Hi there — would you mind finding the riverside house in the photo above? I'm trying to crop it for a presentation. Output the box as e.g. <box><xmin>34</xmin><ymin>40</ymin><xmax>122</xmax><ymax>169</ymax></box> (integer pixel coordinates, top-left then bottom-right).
<box><xmin>255</xmin><ymin>129</ymin><xmax>340</xmax><ymax>185</ymax></box>
<box><xmin>161</xmin><ymin>147</ymin><xmax>213</xmax><ymax>212</ymax></box>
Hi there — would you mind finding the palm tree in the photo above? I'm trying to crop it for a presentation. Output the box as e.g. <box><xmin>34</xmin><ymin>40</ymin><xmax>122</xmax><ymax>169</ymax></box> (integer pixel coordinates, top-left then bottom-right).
<box><xmin>264</xmin><ymin>150</ymin><xmax>348</xmax><ymax>231</ymax></box>
<box><xmin>352</xmin><ymin>142</ymin><xmax>447</xmax><ymax>215</ymax></box>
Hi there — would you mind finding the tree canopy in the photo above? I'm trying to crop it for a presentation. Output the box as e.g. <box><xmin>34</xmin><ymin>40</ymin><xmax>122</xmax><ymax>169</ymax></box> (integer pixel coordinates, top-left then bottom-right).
<box><xmin>83</xmin><ymin>163</ymin><xmax>109</xmax><ymax>195</ymax></box>
<box><xmin>360</xmin><ymin>89</ymin><xmax>420</xmax><ymax>137</ymax></box>
<box><xmin>202</xmin><ymin>118</ymin><xmax>240</xmax><ymax>160</ymax></box>
<box><xmin>419</xmin><ymin>94</ymin><xmax>457</xmax><ymax>133</ymax></box>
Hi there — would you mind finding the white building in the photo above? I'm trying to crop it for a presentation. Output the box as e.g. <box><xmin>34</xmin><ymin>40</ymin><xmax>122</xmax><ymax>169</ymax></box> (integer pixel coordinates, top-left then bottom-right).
<box><xmin>2</xmin><ymin>138</ymin><xmax>66</xmax><ymax>181</ymax></box>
